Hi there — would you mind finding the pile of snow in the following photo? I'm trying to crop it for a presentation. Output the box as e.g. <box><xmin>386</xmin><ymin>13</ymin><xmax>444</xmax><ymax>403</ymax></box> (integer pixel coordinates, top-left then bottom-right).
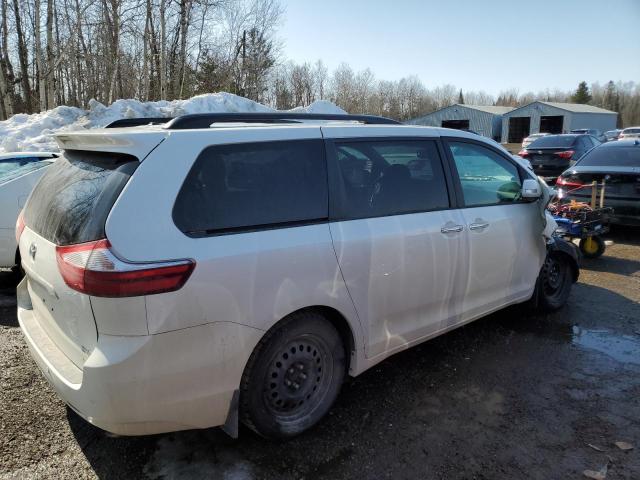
<box><xmin>0</xmin><ymin>93</ymin><xmax>346</xmax><ymax>153</ymax></box>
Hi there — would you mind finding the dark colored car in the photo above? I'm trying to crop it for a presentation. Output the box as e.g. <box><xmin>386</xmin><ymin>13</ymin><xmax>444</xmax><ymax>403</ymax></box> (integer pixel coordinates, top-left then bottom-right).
<box><xmin>556</xmin><ymin>140</ymin><xmax>640</xmax><ymax>225</ymax></box>
<box><xmin>518</xmin><ymin>134</ymin><xmax>601</xmax><ymax>179</ymax></box>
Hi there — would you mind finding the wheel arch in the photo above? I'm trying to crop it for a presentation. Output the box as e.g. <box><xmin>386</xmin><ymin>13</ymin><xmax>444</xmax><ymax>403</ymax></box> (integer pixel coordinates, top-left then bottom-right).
<box><xmin>260</xmin><ymin>305</ymin><xmax>360</xmax><ymax>375</ymax></box>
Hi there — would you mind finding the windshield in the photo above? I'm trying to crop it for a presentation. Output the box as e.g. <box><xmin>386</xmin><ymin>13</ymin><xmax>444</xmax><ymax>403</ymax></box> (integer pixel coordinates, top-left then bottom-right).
<box><xmin>0</xmin><ymin>160</ymin><xmax>50</xmax><ymax>184</ymax></box>
<box><xmin>623</xmin><ymin>128</ymin><xmax>640</xmax><ymax>134</ymax></box>
<box><xmin>577</xmin><ymin>146</ymin><xmax>640</xmax><ymax>168</ymax></box>
<box><xmin>528</xmin><ymin>136</ymin><xmax>577</xmax><ymax>148</ymax></box>
<box><xmin>0</xmin><ymin>156</ymin><xmax>49</xmax><ymax>176</ymax></box>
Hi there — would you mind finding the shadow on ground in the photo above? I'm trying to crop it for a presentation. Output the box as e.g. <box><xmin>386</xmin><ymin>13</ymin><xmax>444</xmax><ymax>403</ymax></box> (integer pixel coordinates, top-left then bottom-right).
<box><xmin>67</xmin><ymin>280</ymin><xmax>640</xmax><ymax>480</ymax></box>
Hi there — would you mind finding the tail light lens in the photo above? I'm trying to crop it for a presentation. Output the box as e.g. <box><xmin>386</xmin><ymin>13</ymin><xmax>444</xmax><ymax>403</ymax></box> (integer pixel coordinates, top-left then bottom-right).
<box><xmin>15</xmin><ymin>210</ymin><xmax>25</xmax><ymax>243</ymax></box>
<box><xmin>518</xmin><ymin>150</ymin><xmax>529</xmax><ymax>157</ymax></box>
<box><xmin>556</xmin><ymin>176</ymin><xmax>583</xmax><ymax>189</ymax></box>
<box><xmin>555</xmin><ymin>150</ymin><xmax>575</xmax><ymax>159</ymax></box>
<box><xmin>56</xmin><ymin>239</ymin><xmax>195</xmax><ymax>297</ymax></box>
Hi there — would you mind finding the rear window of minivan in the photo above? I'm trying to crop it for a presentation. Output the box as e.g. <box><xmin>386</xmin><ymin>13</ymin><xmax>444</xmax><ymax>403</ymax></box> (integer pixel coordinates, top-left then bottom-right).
<box><xmin>173</xmin><ymin>139</ymin><xmax>327</xmax><ymax>236</ymax></box>
<box><xmin>23</xmin><ymin>151</ymin><xmax>138</xmax><ymax>245</ymax></box>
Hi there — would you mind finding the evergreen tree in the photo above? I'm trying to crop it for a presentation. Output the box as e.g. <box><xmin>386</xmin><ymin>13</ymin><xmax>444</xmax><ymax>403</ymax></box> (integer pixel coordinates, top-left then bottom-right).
<box><xmin>458</xmin><ymin>89</ymin><xmax>464</xmax><ymax>104</ymax></box>
<box><xmin>571</xmin><ymin>81</ymin><xmax>592</xmax><ymax>104</ymax></box>
<box><xmin>603</xmin><ymin>81</ymin><xmax>618</xmax><ymax>111</ymax></box>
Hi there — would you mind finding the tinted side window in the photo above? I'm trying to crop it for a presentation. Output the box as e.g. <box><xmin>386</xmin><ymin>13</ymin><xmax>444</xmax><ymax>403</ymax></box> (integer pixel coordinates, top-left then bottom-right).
<box><xmin>448</xmin><ymin>142</ymin><xmax>521</xmax><ymax>207</ymax></box>
<box><xmin>173</xmin><ymin>139</ymin><xmax>327</xmax><ymax>235</ymax></box>
<box><xmin>333</xmin><ymin>140</ymin><xmax>449</xmax><ymax>219</ymax></box>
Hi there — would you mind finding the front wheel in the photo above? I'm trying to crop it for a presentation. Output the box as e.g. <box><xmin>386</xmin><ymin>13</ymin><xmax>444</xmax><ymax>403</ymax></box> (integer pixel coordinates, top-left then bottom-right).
<box><xmin>579</xmin><ymin>235</ymin><xmax>605</xmax><ymax>258</ymax></box>
<box><xmin>240</xmin><ymin>311</ymin><xmax>346</xmax><ymax>439</ymax></box>
<box><xmin>535</xmin><ymin>253</ymin><xmax>573</xmax><ymax>312</ymax></box>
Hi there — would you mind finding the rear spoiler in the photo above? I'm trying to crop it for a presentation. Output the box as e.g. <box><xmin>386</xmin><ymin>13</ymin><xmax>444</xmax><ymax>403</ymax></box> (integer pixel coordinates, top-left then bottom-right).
<box><xmin>54</xmin><ymin>130</ymin><xmax>168</xmax><ymax>160</ymax></box>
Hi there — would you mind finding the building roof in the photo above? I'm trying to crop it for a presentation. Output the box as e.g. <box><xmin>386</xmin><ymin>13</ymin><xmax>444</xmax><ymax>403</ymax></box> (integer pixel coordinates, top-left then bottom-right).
<box><xmin>460</xmin><ymin>104</ymin><xmax>515</xmax><ymax>114</ymax></box>
<box><xmin>407</xmin><ymin>104</ymin><xmax>514</xmax><ymax>123</ymax></box>
<box><xmin>541</xmin><ymin>102</ymin><xmax>617</xmax><ymax>114</ymax></box>
<box><xmin>504</xmin><ymin>101</ymin><xmax>617</xmax><ymax>115</ymax></box>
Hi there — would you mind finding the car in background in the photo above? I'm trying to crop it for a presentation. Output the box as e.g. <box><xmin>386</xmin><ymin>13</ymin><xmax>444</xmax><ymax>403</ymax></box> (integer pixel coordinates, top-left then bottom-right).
<box><xmin>518</xmin><ymin>134</ymin><xmax>601</xmax><ymax>180</ymax></box>
<box><xmin>570</xmin><ymin>129</ymin><xmax>606</xmax><ymax>142</ymax></box>
<box><xmin>556</xmin><ymin>140</ymin><xmax>640</xmax><ymax>226</ymax></box>
<box><xmin>0</xmin><ymin>152</ymin><xmax>58</xmax><ymax>271</ymax></box>
<box><xmin>605</xmin><ymin>129</ymin><xmax>623</xmax><ymax>142</ymax></box>
<box><xmin>619</xmin><ymin>127</ymin><xmax>640</xmax><ymax>140</ymax></box>
<box><xmin>522</xmin><ymin>132</ymin><xmax>549</xmax><ymax>149</ymax></box>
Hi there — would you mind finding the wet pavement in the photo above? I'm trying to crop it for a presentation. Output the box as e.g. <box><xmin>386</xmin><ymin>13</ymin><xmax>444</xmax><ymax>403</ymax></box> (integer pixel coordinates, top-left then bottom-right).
<box><xmin>1</xmin><ymin>227</ymin><xmax>639</xmax><ymax>479</ymax></box>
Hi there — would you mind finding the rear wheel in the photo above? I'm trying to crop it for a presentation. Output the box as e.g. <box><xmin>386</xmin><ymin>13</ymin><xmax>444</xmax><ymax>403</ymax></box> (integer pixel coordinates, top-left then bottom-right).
<box><xmin>579</xmin><ymin>235</ymin><xmax>605</xmax><ymax>258</ymax></box>
<box><xmin>536</xmin><ymin>253</ymin><xmax>573</xmax><ymax>312</ymax></box>
<box><xmin>240</xmin><ymin>311</ymin><xmax>346</xmax><ymax>439</ymax></box>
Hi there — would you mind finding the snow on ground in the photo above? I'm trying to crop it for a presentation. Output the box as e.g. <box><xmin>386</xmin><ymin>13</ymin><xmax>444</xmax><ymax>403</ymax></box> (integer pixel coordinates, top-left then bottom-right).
<box><xmin>0</xmin><ymin>93</ymin><xmax>346</xmax><ymax>153</ymax></box>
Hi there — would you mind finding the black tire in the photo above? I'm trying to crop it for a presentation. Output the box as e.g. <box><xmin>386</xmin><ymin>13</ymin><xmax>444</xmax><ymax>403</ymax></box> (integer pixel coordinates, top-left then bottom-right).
<box><xmin>535</xmin><ymin>253</ymin><xmax>573</xmax><ymax>312</ymax></box>
<box><xmin>579</xmin><ymin>236</ymin><xmax>605</xmax><ymax>259</ymax></box>
<box><xmin>10</xmin><ymin>251</ymin><xmax>24</xmax><ymax>285</ymax></box>
<box><xmin>240</xmin><ymin>311</ymin><xmax>346</xmax><ymax>439</ymax></box>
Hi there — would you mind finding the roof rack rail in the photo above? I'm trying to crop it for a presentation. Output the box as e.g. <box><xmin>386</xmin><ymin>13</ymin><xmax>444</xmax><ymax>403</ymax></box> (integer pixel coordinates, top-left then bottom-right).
<box><xmin>105</xmin><ymin>117</ymin><xmax>173</xmax><ymax>128</ymax></box>
<box><xmin>163</xmin><ymin>113</ymin><xmax>400</xmax><ymax>129</ymax></box>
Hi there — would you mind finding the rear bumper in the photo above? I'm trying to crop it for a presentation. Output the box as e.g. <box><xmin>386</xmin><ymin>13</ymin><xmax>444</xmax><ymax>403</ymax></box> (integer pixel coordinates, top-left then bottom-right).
<box><xmin>17</xmin><ymin>280</ymin><xmax>263</xmax><ymax>435</ymax></box>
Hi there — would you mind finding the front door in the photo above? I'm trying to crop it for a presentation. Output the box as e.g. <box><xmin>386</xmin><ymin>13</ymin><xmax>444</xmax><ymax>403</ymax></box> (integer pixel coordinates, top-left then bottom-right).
<box><xmin>444</xmin><ymin>139</ymin><xmax>546</xmax><ymax>322</ymax></box>
<box><xmin>326</xmin><ymin>136</ymin><xmax>467</xmax><ymax>359</ymax></box>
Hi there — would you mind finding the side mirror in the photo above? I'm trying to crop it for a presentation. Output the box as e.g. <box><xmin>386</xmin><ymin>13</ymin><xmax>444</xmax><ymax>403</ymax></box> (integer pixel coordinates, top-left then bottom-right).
<box><xmin>521</xmin><ymin>178</ymin><xmax>542</xmax><ymax>199</ymax></box>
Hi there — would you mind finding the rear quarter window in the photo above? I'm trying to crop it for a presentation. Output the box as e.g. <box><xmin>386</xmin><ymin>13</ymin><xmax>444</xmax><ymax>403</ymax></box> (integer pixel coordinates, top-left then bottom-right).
<box><xmin>23</xmin><ymin>151</ymin><xmax>138</xmax><ymax>245</ymax></box>
<box><xmin>173</xmin><ymin>139</ymin><xmax>328</xmax><ymax>235</ymax></box>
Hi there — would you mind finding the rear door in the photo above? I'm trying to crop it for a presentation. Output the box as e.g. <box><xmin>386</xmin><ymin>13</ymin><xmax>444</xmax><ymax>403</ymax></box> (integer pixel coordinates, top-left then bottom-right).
<box><xmin>444</xmin><ymin>139</ymin><xmax>545</xmax><ymax>321</ymax></box>
<box><xmin>20</xmin><ymin>151</ymin><xmax>139</xmax><ymax>367</ymax></box>
<box><xmin>325</xmin><ymin>131</ymin><xmax>468</xmax><ymax>359</ymax></box>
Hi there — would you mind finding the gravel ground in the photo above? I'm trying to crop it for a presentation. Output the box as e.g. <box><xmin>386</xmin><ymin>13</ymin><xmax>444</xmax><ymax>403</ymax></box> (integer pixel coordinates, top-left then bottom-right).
<box><xmin>1</xmin><ymin>227</ymin><xmax>639</xmax><ymax>479</ymax></box>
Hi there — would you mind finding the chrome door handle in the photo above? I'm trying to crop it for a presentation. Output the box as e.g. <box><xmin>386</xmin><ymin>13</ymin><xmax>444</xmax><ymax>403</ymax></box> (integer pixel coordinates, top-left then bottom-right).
<box><xmin>441</xmin><ymin>225</ymin><xmax>464</xmax><ymax>234</ymax></box>
<box><xmin>469</xmin><ymin>222</ymin><xmax>489</xmax><ymax>231</ymax></box>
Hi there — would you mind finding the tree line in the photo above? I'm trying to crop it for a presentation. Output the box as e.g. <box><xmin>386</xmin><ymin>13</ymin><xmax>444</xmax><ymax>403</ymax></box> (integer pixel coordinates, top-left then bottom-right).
<box><xmin>1</xmin><ymin>0</ymin><xmax>639</xmax><ymax>128</ymax></box>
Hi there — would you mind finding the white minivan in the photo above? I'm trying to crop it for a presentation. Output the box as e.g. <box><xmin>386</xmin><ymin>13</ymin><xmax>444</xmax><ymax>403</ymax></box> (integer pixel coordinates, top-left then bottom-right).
<box><xmin>17</xmin><ymin>113</ymin><xmax>578</xmax><ymax>439</ymax></box>
<box><xmin>0</xmin><ymin>152</ymin><xmax>57</xmax><ymax>271</ymax></box>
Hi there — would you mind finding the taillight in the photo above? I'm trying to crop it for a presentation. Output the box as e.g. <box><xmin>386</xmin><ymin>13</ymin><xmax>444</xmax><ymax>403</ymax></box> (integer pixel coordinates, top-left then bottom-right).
<box><xmin>15</xmin><ymin>210</ymin><xmax>25</xmax><ymax>243</ymax></box>
<box><xmin>518</xmin><ymin>150</ymin><xmax>529</xmax><ymax>157</ymax></box>
<box><xmin>556</xmin><ymin>176</ymin><xmax>583</xmax><ymax>189</ymax></box>
<box><xmin>555</xmin><ymin>150</ymin><xmax>575</xmax><ymax>159</ymax></box>
<box><xmin>56</xmin><ymin>239</ymin><xmax>195</xmax><ymax>297</ymax></box>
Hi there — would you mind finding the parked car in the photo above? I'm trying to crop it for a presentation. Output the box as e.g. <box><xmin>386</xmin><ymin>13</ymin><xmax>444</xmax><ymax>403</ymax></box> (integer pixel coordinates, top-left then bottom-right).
<box><xmin>518</xmin><ymin>134</ymin><xmax>601</xmax><ymax>179</ymax></box>
<box><xmin>556</xmin><ymin>139</ymin><xmax>640</xmax><ymax>226</ymax></box>
<box><xmin>522</xmin><ymin>132</ymin><xmax>549</xmax><ymax>149</ymax></box>
<box><xmin>570</xmin><ymin>129</ymin><xmax>606</xmax><ymax>142</ymax></box>
<box><xmin>619</xmin><ymin>127</ymin><xmax>640</xmax><ymax>140</ymax></box>
<box><xmin>16</xmin><ymin>113</ymin><xmax>579</xmax><ymax>440</ymax></box>
<box><xmin>605</xmin><ymin>129</ymin><xmax>623</xmax><ymax>142</ymax></box>
<box><xmin>0</xmin><ymin>152</ymin><xmax>58</xmax><ymax>272</ymax></box>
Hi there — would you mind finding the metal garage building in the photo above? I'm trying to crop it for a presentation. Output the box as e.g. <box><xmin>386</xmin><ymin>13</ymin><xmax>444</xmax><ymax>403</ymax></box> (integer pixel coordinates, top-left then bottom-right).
<box><xmin>501</xmin><ymin>102</ymin><xmax>617</xmax><ymax>144</ymax></box>
<box><xmin>407</xmin><ymin>104</ymin><xmax>514</xmax><ymax>140</ymax></box>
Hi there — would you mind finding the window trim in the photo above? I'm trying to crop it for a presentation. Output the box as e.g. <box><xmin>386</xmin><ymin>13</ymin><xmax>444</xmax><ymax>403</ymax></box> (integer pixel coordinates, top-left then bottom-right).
<box><xmin>441</xmin><ymin>136</ymin><xmax>532</xmax><ymax>209</ymax></box>
<box><xmin>172</xmin><ymin>138</ymin><xmax>330</xmax><ymax>238</ymax></box>
<box><xmin>325</xmin><ymin>136</ymin><xmax>457</xmax><ymax>222</ymax></box>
